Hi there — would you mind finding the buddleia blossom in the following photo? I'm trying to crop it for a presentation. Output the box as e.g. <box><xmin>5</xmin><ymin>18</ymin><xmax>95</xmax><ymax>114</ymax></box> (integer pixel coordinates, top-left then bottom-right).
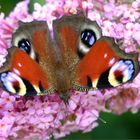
<box><xmin>0</xmin><ymin>0</ymin><xmax>140</xmax><ymax>139</ymax></box>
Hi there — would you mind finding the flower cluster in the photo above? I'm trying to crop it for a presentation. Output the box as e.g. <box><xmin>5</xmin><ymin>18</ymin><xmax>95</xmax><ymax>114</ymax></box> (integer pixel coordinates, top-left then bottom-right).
<box><xmin>0</xmin><ymin>0</ymin><xmax>140</xmax><ymax>139</ymax></box>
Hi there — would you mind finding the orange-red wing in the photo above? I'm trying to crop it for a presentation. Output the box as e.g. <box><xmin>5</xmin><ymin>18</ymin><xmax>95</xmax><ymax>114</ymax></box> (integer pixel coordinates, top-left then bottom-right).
<box><xmin>0</xmin><ymin>48</ymin><xmax>53</xmax><ymax>96</ymax></box>
<box><xmin>0</xmin><ymin>21</ymin><xmax>57</xmax><ymax>95</ymax></box>
<box><xmin>53</xmin><ymin>13</ymin><xmax>139</xmax><ymax>90</ymax></box>
<box><xmin>12</xmin><ymin>21</ymin><xmax>55</xmax><ymax>82</ymax></box>
<box><xmin>75</xmin><ymin>37</ymin><xmax>139</xmax><ymax>90</ymax></box>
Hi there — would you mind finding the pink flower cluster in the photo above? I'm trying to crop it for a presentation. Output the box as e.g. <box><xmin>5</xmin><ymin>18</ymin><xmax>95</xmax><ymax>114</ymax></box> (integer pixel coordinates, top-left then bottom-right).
<box><xmin>0</xmin><ymin>0</ymin><xmax>140</xmax><ymax>139</ymax></box>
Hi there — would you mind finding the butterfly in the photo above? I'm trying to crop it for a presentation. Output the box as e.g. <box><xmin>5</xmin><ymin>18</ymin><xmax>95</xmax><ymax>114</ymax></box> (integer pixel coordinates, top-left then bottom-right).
<box><xmin>0</xmin><ymin>13</ymin><xmax>139</xmax><ymax>101</ymax></box>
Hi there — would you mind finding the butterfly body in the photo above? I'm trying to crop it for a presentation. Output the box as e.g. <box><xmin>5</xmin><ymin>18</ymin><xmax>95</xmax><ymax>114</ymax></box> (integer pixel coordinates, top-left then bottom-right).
<box><xmin>0</xmin><ymin>13</ymin><xmax>139</xmax><ymax>99</ymax></box>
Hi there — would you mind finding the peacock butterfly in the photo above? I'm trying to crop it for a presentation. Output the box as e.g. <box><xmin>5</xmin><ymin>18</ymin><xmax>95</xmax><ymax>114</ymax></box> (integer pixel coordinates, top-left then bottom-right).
<box><xmin>0</xmin><ymin>13</ymin><xmax>139</xmax><ymax>100</ymax></box>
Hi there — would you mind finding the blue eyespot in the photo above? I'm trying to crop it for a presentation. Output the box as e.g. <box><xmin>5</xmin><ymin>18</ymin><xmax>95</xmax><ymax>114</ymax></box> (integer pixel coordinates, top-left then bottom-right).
<box><xmin>18</xmin><ymin>39</ymin><xmax>31</xmax><ymax>54</ymax></box>
<box><xmin>81</xmin><ymin>29</ymin><xmax>96</xmax><ymax>47</ymax></box>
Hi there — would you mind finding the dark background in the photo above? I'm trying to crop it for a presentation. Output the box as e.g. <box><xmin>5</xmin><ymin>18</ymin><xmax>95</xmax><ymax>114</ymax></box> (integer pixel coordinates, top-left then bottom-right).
<box><xmin>0</xmin><ymin>0</ymin><xmax>140</xmax><ymax>139</ymax></box>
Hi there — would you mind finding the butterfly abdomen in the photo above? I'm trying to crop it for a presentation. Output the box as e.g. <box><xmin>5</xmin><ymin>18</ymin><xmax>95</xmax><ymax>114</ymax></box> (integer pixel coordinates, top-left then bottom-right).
<box><xmin>54</xmin><ymin>60</ymin><xmax>71</xmax><ymax>94</ymax></box>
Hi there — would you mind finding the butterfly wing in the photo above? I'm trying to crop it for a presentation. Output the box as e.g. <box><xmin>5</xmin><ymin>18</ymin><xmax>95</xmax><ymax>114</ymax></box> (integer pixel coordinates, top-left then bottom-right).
<box><xmin>53</xmin><ymin>13</ymin><xmax>139</xmax><ymax>91</ymax></box>
<box><xmin>0</xmin><ymin>21</ymin><xmax>56</xmax><ymax>95</ymax></box>
<box><xmin>75</xmin><ymin>37</ymin><xmax>139</xmax><ymax>90</ymax></box>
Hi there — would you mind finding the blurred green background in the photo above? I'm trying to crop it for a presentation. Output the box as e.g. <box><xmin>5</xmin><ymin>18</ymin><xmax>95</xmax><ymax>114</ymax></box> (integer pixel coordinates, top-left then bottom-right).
<box><xmin>0</xmin><ymin>0</ymin><xmax>140</xmax><ymax>139</ymax></box>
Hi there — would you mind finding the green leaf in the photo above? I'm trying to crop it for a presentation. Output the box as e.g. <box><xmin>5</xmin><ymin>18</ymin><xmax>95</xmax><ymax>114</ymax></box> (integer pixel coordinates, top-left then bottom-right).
<box><xmin>0</xmin><ymin>0</ymin><xmax>22</xmax><ymax>16</ymax></box>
